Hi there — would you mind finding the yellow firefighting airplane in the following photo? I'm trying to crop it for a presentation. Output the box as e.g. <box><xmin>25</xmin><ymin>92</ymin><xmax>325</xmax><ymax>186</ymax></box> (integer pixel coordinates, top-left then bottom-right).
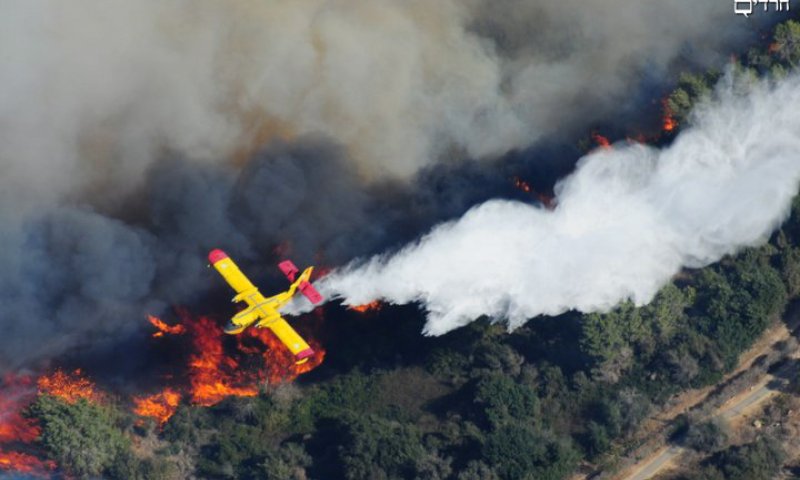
<box><xmin>208</xmin><ymin>249</ymin><xmax>323</xmax><ymax>365</ymax></box>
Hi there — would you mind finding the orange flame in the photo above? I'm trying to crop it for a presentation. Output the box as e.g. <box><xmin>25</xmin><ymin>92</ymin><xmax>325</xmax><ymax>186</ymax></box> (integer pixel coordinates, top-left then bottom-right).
<box><xmin>37</xmin><ymin>369</ymin><xmax>100</xmax><ymax>404</ymax></box>
<box><xmin>243</xmin><ymin>328</ymin><xmax>326</xmax><ymax>384</ymax></box>
<box><xmin>141</xmin><ymin>311</ymin><xmax>326</xmax><ymax>408</ymax></box>
<box><xmin>0</xmin><ymin>375</ymin><xmax>39</xmax><ymax>444</ymax></box>
<box><xmin>513</xmin><ymin>177</ymin><xmax>532</xmax><ymax>193</ymax></box>
<box><xmin>0</xmin><ymin>451</ymin><xmax>55</xmax><ymax>476</ymax></box>
<box><xmin>185</xmin><ymin>316</ymin><xmax>260</xmax><ymax>406</ymax></box>
<box><xmin>662</xmin><ymin>99</ymin><xmax>677</xmax><ymax>132</ymax></box>
<box><xmin>147</xmin><ymin>315</ymin><xmax>186</xmax><ymax>338</ymax></box>
<box><xmin>133</xmin><ymin>388</ymin><xmax>181</xmax><ymax>425</ymax></box>
<box><xmin>591</xmin><ymin>132</ymin><xmax>611</xmax><ymax>149</ymax></box>
<box><xmin>511</xmin><ymin>177</ymin><xmax>556</xmax><ymax>209</ymax></box>
<box><xmin>183</xmin><ymin>313</ymin><xmax>326</xmax><ymax>406</ymax></box>
<box><xmin>0</xmin><ymin>375</ymin><xmax>56</xmax><ymax>476</ymax></box>
<box><xmin>0</xmin><ymin>304</ymin><xmax>327</xmax><ymax>474</ymax></box>
<box><xmin>349</xmin><ymin>301</ymin><xmax>382</xmax><ymax>313</ymax></box>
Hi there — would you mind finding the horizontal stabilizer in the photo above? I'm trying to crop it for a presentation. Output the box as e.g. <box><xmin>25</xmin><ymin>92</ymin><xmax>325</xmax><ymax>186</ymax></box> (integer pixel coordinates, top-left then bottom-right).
<box><xmin>298</xmin><ymin>281</ymin><xmax>323</xmax><ymax>304</ymax></box>
<box><xmin>278</xmin><ymin>260</ymin><xmax>299</xmax><ymax>281</ymax></box>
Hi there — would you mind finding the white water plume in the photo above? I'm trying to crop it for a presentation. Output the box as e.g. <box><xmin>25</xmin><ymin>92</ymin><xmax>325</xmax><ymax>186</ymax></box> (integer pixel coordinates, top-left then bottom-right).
<box><xmin>290</xmin><ymin>74</ymin><xmax>800</xmax><ymax>335</ymax></box>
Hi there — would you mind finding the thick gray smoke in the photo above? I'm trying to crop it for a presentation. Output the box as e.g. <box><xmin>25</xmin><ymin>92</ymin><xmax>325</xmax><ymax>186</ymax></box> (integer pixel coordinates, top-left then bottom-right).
<box><xmin>299</xmin><ymin>74</ymin><xmax>800</xmax><ymax>334</ymax></box>
<box><xmin>0</xmin><ymin>0</ymin><xmax>779</xmax><ymax>370</ymax></box>
<box><xmin>0</xmin><ymin>141</ymin><xmax>379</xmax><ymax>371</ymax></box>
<box><xmin>0</xmin><ymin>0</ymin><xmax>767</xmax><ymax>208</ymax></box>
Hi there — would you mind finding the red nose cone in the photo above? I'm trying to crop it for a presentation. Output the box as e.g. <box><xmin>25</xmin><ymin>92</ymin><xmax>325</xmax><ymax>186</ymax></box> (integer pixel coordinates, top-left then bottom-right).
<box><xmin>208</xmin><ymin>249</ymin><xmax>228</xmax><ymax>264</ymax></box>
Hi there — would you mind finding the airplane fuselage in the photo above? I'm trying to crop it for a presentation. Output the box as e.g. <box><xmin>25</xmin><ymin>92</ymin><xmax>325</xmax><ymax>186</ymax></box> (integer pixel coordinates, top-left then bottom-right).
<box><xmin>209</xmin><ymin>249</ymin><xmax>317</xmax><ymax>364</ymax></box>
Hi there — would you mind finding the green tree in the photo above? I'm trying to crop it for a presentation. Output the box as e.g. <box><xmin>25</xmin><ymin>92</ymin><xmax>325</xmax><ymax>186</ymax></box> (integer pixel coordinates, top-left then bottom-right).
<box><xmin>27</xmin><ymin>395</ymin><xmax>134</xmax><ymax>479</ymax></box>
<box><xmin>694</xmin><ymin>249</ymin><xmax>786</xmax><ymax>368</ymax></box>
<box><xmin>776</xmin><ymin>237</ymin><xmax>800</xmax><ymax>296</ymax></box>
<box><xmin>263</xmin><ymin>443</ymin><xmax>311</xmax><ymax>480</ymax></box>
<box><xmin>685</xmin><ymin>417</ymin><xmax>729</xmax><ymax>453</ymax></box>
<box><xmin>473</xmin><ymin>374</ymin><xmax>539</xmax><ymax>428</ymax></box>
<box><xmin>666</xmin><ymin>72</ymin><xmax>719</xmax><ymax>125</ymax></box>
<box><xmin>457</xmin><ymin>461</ymin><xmax>500</xmax><ymax>480</ymax></box>
<box><xmin>290</xmin><ymin>369</ymin><xmax>377</xmax><ymax>433</ymax></box>
<box><xmin>580</xmin><ymin>303</ymin><xmax>641</xmax><ymax>364</ymax></box>
<box><xmin>483</xmin><ymin>425</ymin><xmax>579</xmax><ymax>480</ymax></box>
<box><xmin>773</xmin><ymin>20</ymin><xmax>800</xmax><ymax>67</ymax></box>
<box><xmin>162</xmin><ymin>404</ymin><xmax>210</xmax><ymax>448</ymax></box>
<box><xmin>585</xmin><ymin>421</ymin><xmax>611</xmax><ymax>457</ymax></box>
<box><xmin>707</xmin><ymin>436</ymin><xmax>785</xmax><ymax>480</ymax></box>
<box><xmin>337</xmin><ymin>414</ymin><xmax>425</xmax><ymax>480</ymax></box>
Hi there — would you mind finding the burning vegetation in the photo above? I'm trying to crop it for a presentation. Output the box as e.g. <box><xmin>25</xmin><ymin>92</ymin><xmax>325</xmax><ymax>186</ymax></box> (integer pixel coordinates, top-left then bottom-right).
<box><xmin>185</xmin><ymin>316</ymin><xmax>261</xmax><ymax>406</ymax></box>
<box><xmin>591</xmin><ymin>132</ymin><xmax>612</xmax><ymax>149</ymax></box>
<box><xmin>513</xmin><ymin>177</ymin><xmax>532</xmax><ymax>193</ymax></box>
<box><xmin>0</xmin><ymin>375</ymin><xmax>55</xmax><ymax>477</ymax></box>
<box><xmin>662</xmin><ymin>99</ymin><xmax>677</xmax><ymax>132</ymax></box>
<box><xmin>132</xmin><ymin>388</ymin><xmax>181</xmax><ymax>426</ymax></box>
<box><xmin>349</xmin><ymin>300</ymin><xmax>383</xmax><ymax>313</ymax></box>
<box><xmin>144</xmin><ymin>311</ymin><xmax>324</xmax><ymax>417</ymax></box>
<box><xmin>0</xmin><ymin>375</ymin><xmax>38</xmax><ymax>444</ymax></box>
<box><xmin>147</xmin><ymin>315</ymin><xmax>186</xmax><ymax>338</ymax></box>
<box><xmin>37</xmin><ymin>369</ymin><xmax>102</xmax><ymax>405</ymax></box>
<box><xmin>0</xmin><ymin>451</ymin><xmax>55</xmax><ymax>477</ymax></box>
<box><xmin>0</xmin><ymin>310</ymin><xmax>325</xmax><ymax>476</ymax></box>
<box><xmin>0</xmin><ymin>11</ymin><xmax>797</xmax><ymax>480</ymax></box>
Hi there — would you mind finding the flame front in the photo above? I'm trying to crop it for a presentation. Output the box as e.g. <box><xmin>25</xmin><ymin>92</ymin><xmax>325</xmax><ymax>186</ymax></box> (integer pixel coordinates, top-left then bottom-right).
<box><xmin>243</xmin><ymin>328</ymin><xmax>325</xmax><ymax>383</ymax></box>
<box><xmin>148</xmin><ymin>315</ymin><xmax>186</xmax><ymax>338</ymax></box>
<box><xmin>661</xmin><ymin>99</ymin><xmax>677</xmax><ymax>132</ymax></box>
<box><xmin>0</xmin><ymin>309</ymin><xmax>326</xmax><ymax>474</ymax></box>
<box><xmin>349</xmin><ymin>301</ymin><xmax>382</xmax><ymax>313</ymax></box>
<box><xmin>591</xmin><ymin>132</ymin><xmax>611</xmax><ymax>148</ymax></box>
<box><xmin>182</xmin><ymin>313</ymin><xmax>325</xmax><ymax>405</ymax></box>
<box><xmin>185</xmin><ymin>316</ymin><xmax>260</xmax><ymax>406</ymax></box>
<box><xmin>135</xmin><ymin>311</ymin><xmax>326</xmax><ymax>423</ymax></box>
<box><xmin>513</xmin><ymin>177</ymin><xmax>532</xmax><ymax>193</ymax></box>
<box><xmin>0</xmin><ymin>375</ymin><xmax>54</xmax><ymax>477</ymax></box>
<box><xmin>133</xmin><ymin>388</ymin><xmax>181</xmax><ymax>425</ymax></box>
<box><xmin>0</xmin><ymin>451</ymin><xmax>55</xmax><ymax>476</ymax></box>
<box><xmin>0</xmin><ymin>376</ymin><xmax>38</xmax><ymax>444</ymax></box>
<box><xmin>37</xmin><ymin>369</ymin><xmax>101</xmax><ymax>404</ymax></box>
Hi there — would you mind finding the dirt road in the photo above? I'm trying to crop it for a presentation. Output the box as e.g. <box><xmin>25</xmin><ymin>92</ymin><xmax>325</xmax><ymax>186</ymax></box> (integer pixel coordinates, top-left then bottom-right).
<box><xmin>610</xmin><ymin>316</ymin><xmax>798</xmax><ymax>480</ymax></box>
<box><xmin>617</xmin><ymin>354</ymin><xmax>794</xmax><ymax>479</ymax></box>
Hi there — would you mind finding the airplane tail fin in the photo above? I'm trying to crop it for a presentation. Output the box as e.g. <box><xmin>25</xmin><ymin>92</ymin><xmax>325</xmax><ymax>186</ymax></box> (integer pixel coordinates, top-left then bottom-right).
<box><xmin>278</xmin><ymin>260</ymin><xmax>325</xmax><ymax>305</ymax></box>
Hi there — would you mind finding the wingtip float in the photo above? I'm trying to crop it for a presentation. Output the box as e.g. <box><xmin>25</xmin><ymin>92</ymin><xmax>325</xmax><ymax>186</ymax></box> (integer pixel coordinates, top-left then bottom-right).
<box><xmin>208</xmin><ymin>249</ymin><xmax>323</xmax><ymax>365</ymax></box>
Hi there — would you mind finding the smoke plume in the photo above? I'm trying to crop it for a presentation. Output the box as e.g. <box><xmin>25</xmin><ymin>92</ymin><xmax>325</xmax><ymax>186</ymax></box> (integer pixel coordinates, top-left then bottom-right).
<box><xmin>0</xmin><ymin>0</ymin><xmax>781</xmax><ymax>370</ymax></box>
<box><xmin>0</xmin><ymin>0</ymin><xmax>768</xmax><ymax>208</ymax></box>
<box><xmin>302</xmin><ymin>74</ymin><xmax>800</xmax><ymax>334</ymax></box>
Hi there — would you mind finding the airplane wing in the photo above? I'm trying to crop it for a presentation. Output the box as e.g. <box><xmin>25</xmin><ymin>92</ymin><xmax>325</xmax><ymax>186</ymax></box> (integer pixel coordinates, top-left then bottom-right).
<box><xmin>208</xmin><ymin>250</ymin><xmax>320</xmax><ymax>363</ymax></box>
<box><xmin>261</xmin><ymin>316</ymin><xmax>316</xmax><ymax>364</ymax></box>
<box><xmin>208</xmin><ymin>249</ymin><xmax>258</xmax><ymax>297</ymax></box>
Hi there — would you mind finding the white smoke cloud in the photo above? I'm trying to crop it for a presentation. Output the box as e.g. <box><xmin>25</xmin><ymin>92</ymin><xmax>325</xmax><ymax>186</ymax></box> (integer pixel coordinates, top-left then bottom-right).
<box><xmin>290</xmin><ymin>73</ymin><xmax>800</xmax><ymax>335</ymax></box>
